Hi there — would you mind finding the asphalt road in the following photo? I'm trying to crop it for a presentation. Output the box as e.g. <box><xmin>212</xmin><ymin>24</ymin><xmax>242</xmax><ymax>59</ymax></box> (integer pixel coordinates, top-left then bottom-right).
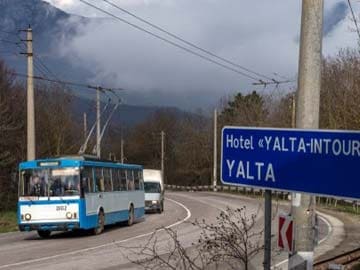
<box><xmin>0</xmin><ymin>192</ymin><xmax>336</xmax><ymax>270</ymax></box>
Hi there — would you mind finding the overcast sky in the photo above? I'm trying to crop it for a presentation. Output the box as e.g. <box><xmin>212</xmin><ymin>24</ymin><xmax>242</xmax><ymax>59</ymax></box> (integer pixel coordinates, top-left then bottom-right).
<box><xmin>43</xmin><ymin>0</ymin><xmax>359</xmax><ymax>110</ymax></box>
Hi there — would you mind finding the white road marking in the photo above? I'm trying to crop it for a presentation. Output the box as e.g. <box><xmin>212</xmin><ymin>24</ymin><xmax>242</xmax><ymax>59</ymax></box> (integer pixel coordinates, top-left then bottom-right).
<box><xmin>0</xmin><ymin>197</ymin><xmax>191</xmax><ymax>269</ymax></box>
<box><xmin>318</xmin><ymin>214</ymin><xmax>332</xmax><ymax>244</ymax></box>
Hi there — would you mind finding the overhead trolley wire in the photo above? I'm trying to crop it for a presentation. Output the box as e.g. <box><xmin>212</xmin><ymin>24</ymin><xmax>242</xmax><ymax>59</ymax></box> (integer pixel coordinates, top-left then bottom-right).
<box><xmin>13</xmin><ymin>72</ymin><xmax>122</xmax><ymax>93</ymax></box>
<box><xmin>0</xmin><ymin>39</ymin><xmax>19</xmax><ymax>45</ymax></box>
<box><xmin>347</xmin><ymin>0</ymin><xmax>360</xmax><ymax>45</ymax></box>
<box><xmin>0</xmin><ymin>30</ymin><xmax>19</xmax><ymax>36</ymax></box>
<box><xmin>1</xmin><ymin>28</ymin><xmax>122</xmax><ymax>118</ymax></box>
<box><xmin>101</xmin><ymin>0</ymin><xmax>277</xmax><ymax>82</ymax></box>
<box><xmin>80</xmin><ymin>0</ymin><xmax>293</xmax><ymax>86</ymax></box>
<box><xmin>79</xmin><ymin>0</ymin><xmax>263</xmax><ymax>82</ymax></box>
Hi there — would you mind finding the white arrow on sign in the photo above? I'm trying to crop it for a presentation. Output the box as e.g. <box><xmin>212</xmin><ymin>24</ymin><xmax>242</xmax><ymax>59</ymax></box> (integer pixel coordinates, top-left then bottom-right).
<box><xmin>278</xmin><ymin>214</ymin><xmax>293</xmax><ymax>253</ymax></box>
<box><xmin>281</xmin><ymin>217</ymin><xmax>291</xmax><ymax>252</ymax></box>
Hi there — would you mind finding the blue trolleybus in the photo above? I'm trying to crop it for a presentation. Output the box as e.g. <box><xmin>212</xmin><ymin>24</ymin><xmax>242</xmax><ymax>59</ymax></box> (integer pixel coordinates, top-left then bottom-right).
<box><xmin>17</xmin><ymin>156</ymin><xmax>145</xmax><ymax>238</ymax></box>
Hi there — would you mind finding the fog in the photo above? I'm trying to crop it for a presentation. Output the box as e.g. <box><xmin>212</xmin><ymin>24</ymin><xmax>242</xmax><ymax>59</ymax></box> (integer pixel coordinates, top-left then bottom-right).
<box><xmin>45</xmin><ymin>0</ymin><xmax>356</xmax><ymax>110</ymax></box>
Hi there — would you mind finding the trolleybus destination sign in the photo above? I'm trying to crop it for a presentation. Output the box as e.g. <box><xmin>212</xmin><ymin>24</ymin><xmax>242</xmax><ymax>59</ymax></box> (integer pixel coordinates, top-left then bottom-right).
<box><xmin>221</xmin><ymin>127</ymin><xmax>360</xmax><ymax>200</ymax></box>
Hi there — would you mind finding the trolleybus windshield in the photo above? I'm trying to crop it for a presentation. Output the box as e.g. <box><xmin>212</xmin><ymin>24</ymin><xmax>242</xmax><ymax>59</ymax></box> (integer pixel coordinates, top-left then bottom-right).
<box><xmin>20</xmin><ymin>168</ymin><xmax>80</xmax><ymax>197</ymax></box>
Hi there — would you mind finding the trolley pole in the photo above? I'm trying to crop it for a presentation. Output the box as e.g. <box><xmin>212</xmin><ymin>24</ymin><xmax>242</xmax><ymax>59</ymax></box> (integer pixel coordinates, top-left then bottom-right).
<box><xmin>83</xmin><ymin>112</ymin><xmax>87</xmax><ymax>142</ymax></box>
<box><xmin>96</xmin><ymin>88</ymin><xmax>101</xmax><ymax>159</ymax></box>
<box><xmin>26</xmin><ymin>26</ymin><xmax>35</xmax><ymax>161</ymax></box>
<box><xmin>121</xmin><ymin>137</ymin><xmax>124</xmax><ymax>163</ymax></box>
<box><xmin>161</xmin><ymin>131</ymin><xmax>165</xmax><ymax>184</ymax></box>
<box><xmin>213</xmin><ymin>109</ymin><xmax>217</xmax><ymax>191</ymax></box>
<box><xmin>289</xmin><ymin>1</ymin><xmax>323</xmax><ymax>269</ymax></box>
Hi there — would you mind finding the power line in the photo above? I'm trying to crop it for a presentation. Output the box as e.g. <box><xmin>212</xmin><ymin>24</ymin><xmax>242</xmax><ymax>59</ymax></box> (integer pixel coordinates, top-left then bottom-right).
<box><xmin>10</xmin><ymin>28</ymin><xmax>59</xmax><ymax>80</ymax></box>
<box><xmin>13</xmin><ymin>72</ymin><xmax>122</xmax><ymax>93</ymax></box>
<box><xmin>347</xmin><ymin>0</ymin><xmax>360</xmax><ymax>45</ymax></box>
<box><xmin>13</xmin><ymin>40</ymin><xmax>50</xmax><ymax>78</ymax></box>
<box><xmin>80</xmin><ymin>0</ymin><xmax>293</xmax><ymax>86</ymax></box>
<box><xmin>0</xmin><ymin>51</ymin><xmax>17</xmax><ymax>55</ymax></box>
<box><xmin>79</xmin><ymin>0</ymin><xmax>268</xmax><ymax>83</ymax></box>
<box><xmin>101</xmin><ymin>0</ymin><xmax>278</xmax><ymax>82</ymax></box>
<box><xmin>0</xmin><ymin>28</ymin><xmax>121</xmax><ymax>110</ymax></box>
<box><xmin>0</xmin><ymin>30</ymin><xmax>18</xmax><ymax>36</ymax></box>
<box><xmin>0</xmin><ymin>39</ymin><xmax>19</xmax><ymax>45</ymax></box>
<box><xmin>15</xmin><ymin>31</ymin><xmax>87</xmax><ymax>93</ymax></box>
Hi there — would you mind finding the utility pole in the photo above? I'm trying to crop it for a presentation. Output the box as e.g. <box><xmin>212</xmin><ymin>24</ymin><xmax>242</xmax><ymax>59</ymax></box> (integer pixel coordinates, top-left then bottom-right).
<box><xmin>96</xmin><ymin>88</ymin><xmax>101</xmax><ymax>159</ymax></box>
<box><xmin>120</xmin><ymin>137</ymin><xmax>124</xmax><ymax>163</ymax></box>
<box><xmin>213</xmin><ymin>109</ymin><xmax>217</xmax><ymax>191</ymax></box>
<box><xmin>83</xmin><ymin>112</ymin><xmax>87</xmax><ymax>142</ymax></box>
<box><xmin>25</xmin><ymin>26</ymin><xmax>35</xmax><ymax>161</ymax></box>
<box><xmin>289</xmin><ymin>1</ymin><xmax>323</xmax><ymax>269</ymax></box>
<box><xmin>161</xmin><ymin>131</ymin><xmax>165</xmax><ymax>184</ymax></box>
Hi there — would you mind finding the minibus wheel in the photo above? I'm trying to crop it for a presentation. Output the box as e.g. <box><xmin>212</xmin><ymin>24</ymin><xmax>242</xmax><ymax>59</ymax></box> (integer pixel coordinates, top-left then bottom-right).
<box><xmin>159</xmin><ymin>201</ymin><xmax>164</xmax><ymax>213</ymax></box>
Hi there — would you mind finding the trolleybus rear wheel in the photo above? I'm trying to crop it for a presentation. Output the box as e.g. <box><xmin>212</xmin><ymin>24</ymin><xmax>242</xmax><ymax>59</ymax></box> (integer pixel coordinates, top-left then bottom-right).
<box><xmin>128</xmin><ymin>205</ymin><xmax>134</xmax><ymax>226</ymax></box>
<box><xmin>93</xmin><ymin>211</ymin><xmax>105</xmax><ymax>235</ymax></box>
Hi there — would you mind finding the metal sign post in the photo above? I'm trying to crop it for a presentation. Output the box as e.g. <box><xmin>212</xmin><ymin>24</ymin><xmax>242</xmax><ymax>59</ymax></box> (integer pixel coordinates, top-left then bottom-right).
<box><xmin>264</xmin><ymin>189</ymin><xmax>272</xmax><ymax>270</ymax></box>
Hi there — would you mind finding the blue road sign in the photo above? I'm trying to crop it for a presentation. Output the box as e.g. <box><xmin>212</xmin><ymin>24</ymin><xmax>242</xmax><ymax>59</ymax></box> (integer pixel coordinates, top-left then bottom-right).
<box><xmin>221</xmin><ymin>127</ymin><xmax>360</xmax><ymax>200</ymax></box>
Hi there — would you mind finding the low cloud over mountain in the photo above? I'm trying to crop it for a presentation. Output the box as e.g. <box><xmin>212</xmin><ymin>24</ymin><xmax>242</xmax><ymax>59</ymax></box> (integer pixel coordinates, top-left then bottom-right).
<box><xmin>0</xmin><ymin>0</ymin><xmax>357</xmax><ymax>110</ymax></box>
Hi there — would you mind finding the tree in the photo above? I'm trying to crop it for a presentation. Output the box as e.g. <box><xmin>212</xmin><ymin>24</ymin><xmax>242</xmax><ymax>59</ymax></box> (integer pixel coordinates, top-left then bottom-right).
<box><xmin>0</xmin><ymin>61</ymin><xmax>25</xmax><ymax>210</ymax></box>
<box><xmin>35</xmin><ymin>85</ymin><xmax>80</xmax><ymax>157</ymax></box>
<box><xmin>124</xmin><ymin>206</ymin><xmax>264</xmax><ymax>270</ymax></box>
<box><xmin>173</xmin><ymin>113</ymin><xmax>212</xmax><ymax>186</ymax></box>
<box><xmin>219</xmin><ymin>91</ymin><xmax>268</xmax><ymax>127</ymax></box>
<box><xmin>124</xmin><ymin>109</ymin><xmax>181</xmax><ymax>184</ymax></box>
<box><xmin>123</xmin><ymin>109</ymin><xmax>213</xmax><ymax>186</ymax></box>
<box><xmin>320</xmin><ymin>49</ymin><xmax>360</xmax><ymax>130</ymax></box>
<box><xmin>267</xmin><ymin>92</ymin><xmax>295</xmax><ymax>128</ymax></box>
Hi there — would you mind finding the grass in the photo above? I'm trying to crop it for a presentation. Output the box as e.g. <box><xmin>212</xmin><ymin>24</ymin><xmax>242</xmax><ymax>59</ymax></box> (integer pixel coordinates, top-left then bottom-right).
<box><xmin>219</xmin><ymin>188</ymin><xmax>360</xmax><ymax>215</ymax></box>
<box><xmin>317</xmin><ymin>199</ymin><xmax>360</xmax><ymax>215</ymax></box>
<box><xmin>0</xmin><ymin>211</ymin><xmax>18</xmax><ymax>233</ymax></box>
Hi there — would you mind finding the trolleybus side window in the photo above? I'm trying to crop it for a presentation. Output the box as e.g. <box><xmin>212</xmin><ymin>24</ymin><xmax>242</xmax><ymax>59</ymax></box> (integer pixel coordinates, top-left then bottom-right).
<box><xmin>113</xmin><ymin>169</ymin><xmax>121</xmax><ymax>191</ymax></box>
<box><xmin>134</xmin><ymin>170</ymin><xmax>140</xmax><ymax>190</ymax></box>
<box><xmin>127</xmin><ymin>169</ymin><xmax>134</xmax><ymax>191</ymax></box>
<box><xmin>110</xmin><ymin>169</ymin><xmax>114</xmax><ymax>191</ymax></box>
<box><xmin>139</xmin><ymin>170</ymin><xmax>144</xmax><ymax>190</ymax></box>
<box><xmin>103</xmin><ymin>168</ymin><xmax>112</xmax><ymax>192</ymax></box>
<box><xmin>120</xmin><ymin>169</ymin><xmax>127</xmax><ymax>191</ymax></box>
<box><xmin>95</xmin><ymin>168</ymin><xmax>104</xmax><ymax>192</ymax></box>
<box><xmin>82</xmin><ymin>167</ymin><xmax>94</xmax><ymax>193</ymax></box>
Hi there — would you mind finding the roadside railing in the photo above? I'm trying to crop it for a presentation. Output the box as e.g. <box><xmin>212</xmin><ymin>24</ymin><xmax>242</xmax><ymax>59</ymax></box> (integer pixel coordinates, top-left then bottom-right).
<box><xmin>164</xmin><ymin>184</ymin><xmax>360</xmax><ymax>213</ymax></box>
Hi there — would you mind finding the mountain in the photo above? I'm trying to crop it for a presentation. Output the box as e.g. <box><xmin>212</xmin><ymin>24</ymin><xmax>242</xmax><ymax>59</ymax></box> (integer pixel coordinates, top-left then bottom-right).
<box><xmin>0</xmin><ymin>0</ymin><xmax>90</xmax><ymax>78</ymax></box>
<box><xmin>70</xmin><ymin>95</ymin><xmax>185</xmax><ymax>129</ymax></box>
<box><xmin>0</xmin><ymin>0</ymin><xmax>189</xmax><ymax>126</ymax></box>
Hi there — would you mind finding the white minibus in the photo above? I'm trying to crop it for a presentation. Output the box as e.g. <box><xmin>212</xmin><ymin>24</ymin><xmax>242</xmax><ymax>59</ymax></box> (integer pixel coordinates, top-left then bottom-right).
<box><xmin>143</xmin><ymin>169</ymin><xmax>164</xmax><ymax>213</ymax></box>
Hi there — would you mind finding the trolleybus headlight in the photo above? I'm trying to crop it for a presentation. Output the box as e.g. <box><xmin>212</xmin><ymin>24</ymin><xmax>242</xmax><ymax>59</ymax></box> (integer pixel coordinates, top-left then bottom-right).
<box><xmin>151</xmin><ymin>200</ymin><xmax>158</xmax><ymax>205</ymax></box>
<box><xmin>66</xmin><ymin>212</ymin><xmax>73</xmax><ymax>219</ymax></box>
<box><xmin>24</xmin><ymin>213</ymin><xmax>31</xmax><ymax>221</ymax></box>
